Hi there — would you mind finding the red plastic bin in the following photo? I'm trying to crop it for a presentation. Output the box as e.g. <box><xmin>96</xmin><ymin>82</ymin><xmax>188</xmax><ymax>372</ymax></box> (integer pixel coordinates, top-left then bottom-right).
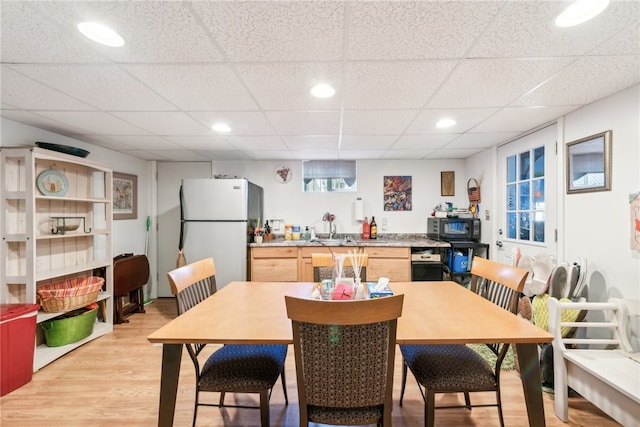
<box><xmin>1</xmin><ymin>304</ymin><xmax>39</xmax><ymax>396</ymax></box>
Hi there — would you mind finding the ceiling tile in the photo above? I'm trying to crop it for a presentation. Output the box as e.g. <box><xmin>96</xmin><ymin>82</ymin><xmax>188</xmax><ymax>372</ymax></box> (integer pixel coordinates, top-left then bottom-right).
<box><xmin>428</xmin><ymin>58</ymin><xmax>573</xmax><ymax>108</ymax></box>
<box><xmin>0</xmin><ymin>1</ymin><xmax>110</xmax><ymax>64</ymax></box>
<box><xmin>443</xmin><ymin>132</ymin><xmax>522</xmax><ymax>149</ymax></box>
<box><xmin>424</xmin><ymin>148</ymin><xmax>484</xmax><ymax>159</ymax></box>
<box><xmin>244</xmin><ymin>150</ymin><xmax>295</xmax><ymax>161</ymax></box>
<box><xmin>380</xmin><ymin>149</ymin><xmax>432</xmax><ymax>160</ymax></box>
<box><xmin>282</xmin><ymin>136</ymin><xmax>339</xmax><ymax>151</ymax></box>
<box><xmin>235</xmin><ymin>62</ymin><xmax>343</xmax><ymax>110</ymax></box>
<box><xmin>196</xmin><ymin>150</ymin><xmax>252</xmax><ymax>161</ymax></box>
<box><xmin>1</xmin><ymin>66</ymin><xmax>96</xmax><ymax>110</ymax></box>
<box><xmin>124</xmin><ymin>64</ymin><xmax>259</xmax><ymax>111</ymax></box>
<box><xmin>340</xmin><ymin>135</ymin><xmax>397</xmax><ymax>150</ymax></box>
<box><xmin>0</xmin><ymin>110</ymin><xmax>89</xmax><ymax>135</ymax></box>
<box><xmin>514</xmin><ymin>56</ymin><xmax>640</xmax><ymax>107</ymax></box>
<box><xmin>192</xmin><ymin>1</ymin><xmax>344</xmax><ymax>62</ymax></box>
<box><xmin>469</xmin><ymin>1</ymin><xmax>639</xmax><ymax>58</ymax></box>
<box><xmin>34</xmin><ymin>111</ymin><xmax>151</xmax><ymax>135</ymax></box>
<box><xmin>393</xmin><ymin>134</ymin><xmax>458</xmax><ymax>150</ymax></box>
<box><xmin>188</xmin><ymin>111</ymin><xmax>276</xmax><ymax>136</ymax></box>
<box><xmin>164</xmin><ymin>136</ymin><xmax>237</xmax><ymax>151</ymax></box>
<box><xmin>348</xmin><ymin>1</ymin><xmax>502</xmax><ymax>60</ymax></box>
<box><xmin>98</xmin><ymin>135</ymin><xmax>183</xmax><ymax>151</ymax></box>
<box><xmin>471</xmin><ymin>106</ymin><xmax>578</xmax><ymax>133</ymax></box>
<box><xmin>344</xmin><ymin>61</ymin><xmax>457</xmax><ymax>109</ymax></box>
<box><xmin>111</xmin><ymin>112</ymin><xmax>210</xmax><ymax>136</ymax></box>
<box><xmin>342</xmin><ymin>110</ymin><xmax>418</xmax><ymax>134</ymax></box>
<box><xmin>406</xmin><ymin>108</ymin><xmax>499</xmax><ymax>134</ymax></box>
<box><xmin>590</xmin><ymin>23</ymin><xmax>640</xmax><ymax>55</ymax></box>
<box><xmin>291</xmin><ymin>150</ymin><xmax>340</xmax><ymax>160</ymax></box>
<box><xmin>338</xmin><ymin>150</ymin><xmax>386</xmax><ymax>160</ymax></box>
<box><xmin>222</xmin><ymin>136</ymin><xmax>287</xmax><ymax>151</ymax></box>
<box><xmin>14</xmin><ymin>64</ymin><xmax>175</xmax><ymax>111</ymax></box>
<box><xmin>265</xmin><ymin>111</ymin><xmax>340</xmax><ymax>135</ymax></box>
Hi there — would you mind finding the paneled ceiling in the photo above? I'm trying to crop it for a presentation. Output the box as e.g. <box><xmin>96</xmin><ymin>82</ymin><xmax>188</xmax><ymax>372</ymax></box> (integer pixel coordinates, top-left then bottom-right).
<box><xmin>1</xmin><ymin>1</ymin><xmax>638</xmax><ymax>161</ymax></box>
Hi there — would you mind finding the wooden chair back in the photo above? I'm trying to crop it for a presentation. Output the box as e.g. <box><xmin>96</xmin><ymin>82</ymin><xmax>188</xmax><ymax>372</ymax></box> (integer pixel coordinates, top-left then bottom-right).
<box><xmin>285</xmin><ymin>295</ymin><xmax>403</xmax><ymax>426</ymax></box>
<box><xmin>311</xmin><ymin>253</ymin><xmax>368</xmax><ymax>282</ymax></box>
<box><xmin>167</xmin><ymin>257</ymin><xmax>217</xmax><ymax>316</ymax></box>
<box><xmin>469</xmin><ymin>256</ymin><xmax>529</xmax><ymax>314</ymax></box>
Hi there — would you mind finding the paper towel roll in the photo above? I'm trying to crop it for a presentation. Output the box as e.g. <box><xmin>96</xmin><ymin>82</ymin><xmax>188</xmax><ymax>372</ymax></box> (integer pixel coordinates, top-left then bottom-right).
<box><xmin>354</xmin><ymin>198</ymin><xmax>365</xmax><ymax>221</ymax></box>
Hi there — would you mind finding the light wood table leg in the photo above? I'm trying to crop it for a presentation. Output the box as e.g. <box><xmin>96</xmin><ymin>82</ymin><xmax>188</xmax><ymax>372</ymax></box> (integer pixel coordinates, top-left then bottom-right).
<box><xmin>157</xmin><ymin>343</ymin><xmax>182</xmax><ymax>427</ymax></box>
<box><xmin>515</xmin><ymin>343</ymin><xmax>546</xmax><ymax>427</ymax></box>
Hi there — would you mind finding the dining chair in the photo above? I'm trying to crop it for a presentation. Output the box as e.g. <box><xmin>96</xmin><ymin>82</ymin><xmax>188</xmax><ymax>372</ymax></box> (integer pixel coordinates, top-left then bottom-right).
<box><xmin>285</xmin><ymin>294</ymin><xmax>404</xmax><ymax>426</ymax></box>
<box><xmin>166</xmin><ymin>257</ymin><xmax>288</xmax><ymax>427</ymax></box>
<box><xmin>311</xmin><ymin>252</ymin><xmax>368</xmax><ymax>282</ymax></box>
<box><xmin>399</xmin><ymin>256</ymin><xmax>528</xmax><ymax>427</ymax></box>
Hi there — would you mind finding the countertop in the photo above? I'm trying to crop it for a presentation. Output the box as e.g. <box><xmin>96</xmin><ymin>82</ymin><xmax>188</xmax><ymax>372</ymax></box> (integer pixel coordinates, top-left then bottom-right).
<box><xmin>249</xmin><ymin>233</ymin><xmax>450</xmax><ymax>248</ymax></box>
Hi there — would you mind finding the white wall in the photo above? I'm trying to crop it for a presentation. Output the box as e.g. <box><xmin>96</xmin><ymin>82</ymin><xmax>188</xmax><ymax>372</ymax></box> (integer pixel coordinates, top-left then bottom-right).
<box><xmin>467</xmin><ymin>84</ymin><xmax>640</xmax><ymax>349</ymax></box>
<box><xmin>1</xmin><ymin>118</ymin><xmax>158</xmax><ymax>297</ymax></box>
<box><xmin>210</xmin><ymin>159</ymin><xmax>468</xmax><ymax>236</ymax></box>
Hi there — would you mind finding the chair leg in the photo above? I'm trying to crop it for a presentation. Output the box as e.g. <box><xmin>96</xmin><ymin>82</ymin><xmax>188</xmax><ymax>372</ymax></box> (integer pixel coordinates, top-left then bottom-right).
<box><xmin>425</xmin><ymin>390</ymin><xmax>436</xmax><ymax>427</ymax></box>
<box><xmin>192</xmin><ymin>390</ymin><xmax>199</xmax><ymax>427</ymax></box>
<box><xmin>464</xmin><ymin>392</ymin><xmax>471</xmax><ymax>410</ymax></box>
<box><xmin>219</xmin><ymin>391</ymin><xmax>226</xmax><ymax>406</ymax></box>
<box><xmin>399</xmin><ymin>360</ymin><xmax>408</xmax><ymax>406</ymax></box>
<box><xmin>259</xmin><ymin>389</ymin><xmax>270</xmax><ymax>427</ymax></box>
<box><xmin>280</xmin><ymin>367</ymin><xmax>288</xmax><ymax>404</ymax></box>
<box><xmin>496</xmin><ymin>389</ymin><xmax>505</xmax><ymax>427</ymax></box>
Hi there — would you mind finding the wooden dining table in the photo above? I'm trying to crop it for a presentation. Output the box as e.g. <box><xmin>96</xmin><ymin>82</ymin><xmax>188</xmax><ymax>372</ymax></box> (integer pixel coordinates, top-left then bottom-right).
<box><xmin>147</xmin><ymin>281</ymin><xmax>553</xmax><ymax>426</ymax></box>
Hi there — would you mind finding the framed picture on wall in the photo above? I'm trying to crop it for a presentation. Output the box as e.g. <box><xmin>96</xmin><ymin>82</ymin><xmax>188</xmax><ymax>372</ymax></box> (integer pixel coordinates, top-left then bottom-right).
<box><xmin>113</xmin><ymin>172</ymin><xmax>138</xmax><ymax>220</ymax></box>
<box><xmin>441</xmin><ymin>171</ymin><xmax>455</xmax><ymax>196</ymax></box>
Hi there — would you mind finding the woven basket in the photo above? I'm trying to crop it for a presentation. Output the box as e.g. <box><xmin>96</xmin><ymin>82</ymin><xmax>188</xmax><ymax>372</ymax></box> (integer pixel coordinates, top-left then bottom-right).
<box><xmin>37</xmin><ymin>276</ymin><xmax>104</xmax><ymax>312</ymax></box>
<box><xmin>467</xmin><ymin>178</ymin><xmax>481</xmax><ymax>203</ymax></box>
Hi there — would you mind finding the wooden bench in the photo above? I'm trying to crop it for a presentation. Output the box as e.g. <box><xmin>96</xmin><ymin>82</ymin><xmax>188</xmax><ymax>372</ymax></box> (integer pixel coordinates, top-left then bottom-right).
<box><xmin>547</xmin><ymin>297</ymin><xmax>640</xmax><ymax>426</ymax></box>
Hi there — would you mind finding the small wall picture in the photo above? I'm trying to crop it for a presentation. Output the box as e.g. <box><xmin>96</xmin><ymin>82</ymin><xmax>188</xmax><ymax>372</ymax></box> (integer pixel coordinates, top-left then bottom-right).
<box><xmin>384</xmin><ymin>176</ymin><xmax>412</xmax><ymax>211</ymax></box>
<box><xmin>441</xmin><ymin>171</ymin><xmax>455</xmax><ymax>196</ymax></box>
<box><xmin>113</xmin><ymin>172</ymin><xmax>137</xmax><ymax>220</ymax></box>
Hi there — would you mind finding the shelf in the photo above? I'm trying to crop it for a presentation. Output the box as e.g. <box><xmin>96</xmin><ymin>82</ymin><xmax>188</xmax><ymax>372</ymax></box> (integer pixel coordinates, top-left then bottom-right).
<box><xmin>36</xmin><ymin>260</ymin><xmax>112</xmax><ymax>282</ymax></box>
<box><xmin>36</xmin><ymin>230</ymin><xmax>111</xmax><ymax>240</ymax></box>
<box><xmin>36</xmin><ymin>195</ymin><xmax>110</xmax><ymax>203</ymax></box>
<box><xmin>36</xmin><ymin>292</ymin><xmax>110</xmax><ymax>323</ymax></box>
<box><xmin>33</xmin><ymin>321</ymin><xmax>113</xmax><ymax>371</ymax></box>
<box><xmin>2</xmin><ymin>146</ymin><xmax>113</xmax><ymax>372</ymax></box>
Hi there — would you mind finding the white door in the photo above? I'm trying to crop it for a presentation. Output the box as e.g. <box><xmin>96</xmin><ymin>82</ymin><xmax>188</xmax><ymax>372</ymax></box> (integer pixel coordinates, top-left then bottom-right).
<box><xmin>496</xmin><ymin>124</ymin><xmax>558</xmax><ymax>265</ymax></box>
<box><xmin>157</xmin><ymin>162</ymin><xmax>211</xmax><ymax>297</ymax></box>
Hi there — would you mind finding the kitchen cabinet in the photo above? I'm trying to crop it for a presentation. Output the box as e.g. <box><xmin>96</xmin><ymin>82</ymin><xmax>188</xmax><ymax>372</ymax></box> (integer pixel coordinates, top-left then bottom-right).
<box><xmin>299</xmin><ymin>246</ymin><xmax>351</xmax><ymax>282</ymax></box>
<box><xmin>1</xmin><ymin>147</ymin><xmax>113</xmax><ymax>371</ymax></box>
<box><xmin>250</xmin><ymin>247</ymin><xmax>298</xmax><ymax>281</ymax></box>
<box><xmin>363</xmin><ymin>247</ymin><xmax>411</xmax><ymax>282</ymax></box>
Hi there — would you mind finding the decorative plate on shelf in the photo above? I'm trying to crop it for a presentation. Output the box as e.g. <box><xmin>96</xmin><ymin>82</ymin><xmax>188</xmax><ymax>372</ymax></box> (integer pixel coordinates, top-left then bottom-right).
<box><xmin>37</xmin><ymin>169</ymin><xmax>69</xmax><ymax>197</ymax></box>
<box><xmin>274</xmin><ymin>166</ymin><xmax>292</xmax><ymax>184</ymax></box>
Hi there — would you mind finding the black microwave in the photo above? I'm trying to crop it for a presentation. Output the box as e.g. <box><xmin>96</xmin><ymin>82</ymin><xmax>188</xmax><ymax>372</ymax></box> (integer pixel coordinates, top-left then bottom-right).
<box><xmin>427</xmin><ymin>217</ymin><xmax>481</xmax><ymax>241</ymax></box>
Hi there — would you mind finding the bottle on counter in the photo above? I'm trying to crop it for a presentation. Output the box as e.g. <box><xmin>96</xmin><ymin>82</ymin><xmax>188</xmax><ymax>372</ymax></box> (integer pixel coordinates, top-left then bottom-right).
<box><xmin>284</xmin><ymin>224</ymin><xmax>293</xmax><ymax>240</ymax></box>
<box><xmin>292</xmin><ymin>225</ymin><xmax>301</xmax><ymax>240</ymax></box>
<box><xmin>370</xmin><ymin>216</ymin><xmax>377</xmax><ymax>239</ymax></box>
<box><xmin>362</xmin><ymin>216</ymin><xmax>370</xmax><ymax>240</ymax></box>
<box><xmin>310</xmin><ymin>226</ymin><xmax>316</xmax><ymax>240</ymax></box>
<box><xmin>304</xmin><ymin>226</ymin><xmax>311</xmax><ymax>240</ymax></box>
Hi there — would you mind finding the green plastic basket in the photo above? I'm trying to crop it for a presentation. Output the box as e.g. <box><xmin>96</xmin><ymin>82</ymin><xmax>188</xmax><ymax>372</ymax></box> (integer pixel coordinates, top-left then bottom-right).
<box><xmin>40</xmin><ymin>308</ymin><xmax>97</xmax><ymax>347</ymax></box>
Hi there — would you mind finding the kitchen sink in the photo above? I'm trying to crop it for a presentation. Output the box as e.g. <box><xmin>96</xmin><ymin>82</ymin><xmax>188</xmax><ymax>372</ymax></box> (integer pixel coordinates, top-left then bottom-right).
<box><xmin>309</xmin><ymin>239</ymin><xmax>352</xmax><ymax>246</ymax></box>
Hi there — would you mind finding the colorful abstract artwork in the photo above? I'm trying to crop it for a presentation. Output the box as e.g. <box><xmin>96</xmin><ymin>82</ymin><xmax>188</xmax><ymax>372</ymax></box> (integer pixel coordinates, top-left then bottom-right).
<box><xmin>384</xmin><ymin>176</ymin><xmax>412</xmax><ymax>211</ymax></box>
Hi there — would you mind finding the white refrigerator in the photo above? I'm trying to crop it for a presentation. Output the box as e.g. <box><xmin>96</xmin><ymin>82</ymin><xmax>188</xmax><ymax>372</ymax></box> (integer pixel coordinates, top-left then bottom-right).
<box><xmin>180</xmin><ymin>178</ymin><xmax>263</xmax><ymax>289</ymax></box>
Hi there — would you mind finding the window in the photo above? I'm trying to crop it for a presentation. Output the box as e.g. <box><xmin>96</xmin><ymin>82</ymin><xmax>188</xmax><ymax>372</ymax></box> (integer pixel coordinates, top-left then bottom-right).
<box><xmin>303</xmin><ymin>160</ymin><xmax>357</xmax><ymax>192</ymax></box>
<box><xmin>506</xmin><ymin>146</ymin><xmax>545</xmax><ymax>243</ymax></box>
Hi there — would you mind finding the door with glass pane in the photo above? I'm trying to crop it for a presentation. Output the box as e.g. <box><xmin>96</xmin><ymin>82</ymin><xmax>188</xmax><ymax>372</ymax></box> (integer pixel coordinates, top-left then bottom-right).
<box><xmin>496</xmin><ymin>124</ymin><xmax>557</xmax><ymax>265</ymax></box>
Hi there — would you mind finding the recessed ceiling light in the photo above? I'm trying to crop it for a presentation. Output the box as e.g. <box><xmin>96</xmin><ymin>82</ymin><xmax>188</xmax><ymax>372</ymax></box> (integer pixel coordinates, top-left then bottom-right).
<box><xmin>211</xmin><ymin>123</ymin><xmax>231</xmax><ymax>133</ymax></box>
<box><xmin>310</xmin><ymin>84</ymin><xmax>335</xmax><ymax>98</ymax></box>
<box><xmin>436</xmin><ymin>118</ymin><xmax>456</xmax><ymax>128</ymax></box>
<box><xmin>555</xmin><ymin>0</ymin><xmax>609</xmax><ymax>27</ymax></box>
<box><xmin>77</xmin><ymin>22</ymin><xmax>125</xmax><ymax>47</ymax></box>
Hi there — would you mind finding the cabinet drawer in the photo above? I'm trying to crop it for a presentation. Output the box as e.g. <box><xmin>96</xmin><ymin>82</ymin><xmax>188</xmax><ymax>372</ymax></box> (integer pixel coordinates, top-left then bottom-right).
<box><xmin>364</xmin><ymin>247</ymin><xmax>409</xmax><ymax>258</ymax></box>
<box><xmin>300</xmin><ymin>247</ymin><xmax>350</xmax><ymax>258</ymax></box>
<box><xmin>251</xmin><ymin>258</ymin><xmax>298</xmax><ymax>281</ymax></box>
<box><xmin>251</xmin><ymin>247</ymin><xmax>297</xmax><ymax>258</ymax></box>
<box><xmin>367</xmin><ymin>258</ymin><xmax>410</xmax><ymax>282</ymax></box>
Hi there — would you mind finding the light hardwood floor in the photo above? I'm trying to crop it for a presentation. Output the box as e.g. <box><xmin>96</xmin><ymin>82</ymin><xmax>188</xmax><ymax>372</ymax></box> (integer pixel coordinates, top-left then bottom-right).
<box><xmin>0</xmin><ymin>298</ymin><xmax>620</xmax><ymax>427</ymax></box>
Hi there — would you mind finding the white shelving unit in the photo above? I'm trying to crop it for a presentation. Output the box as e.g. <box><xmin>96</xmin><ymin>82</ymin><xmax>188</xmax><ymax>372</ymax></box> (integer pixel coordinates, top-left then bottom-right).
<box><xmin>1</xmin><ymin>147</ymin><xmax>113</xmax><ymax>371</ymax></box>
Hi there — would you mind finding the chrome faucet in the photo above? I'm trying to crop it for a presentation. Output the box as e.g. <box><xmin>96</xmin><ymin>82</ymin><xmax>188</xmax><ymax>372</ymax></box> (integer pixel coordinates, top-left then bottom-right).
<box><xmin>322</xmin><ymin>212</ymin><xmax>337</xmax><ymax>239</ymax></box>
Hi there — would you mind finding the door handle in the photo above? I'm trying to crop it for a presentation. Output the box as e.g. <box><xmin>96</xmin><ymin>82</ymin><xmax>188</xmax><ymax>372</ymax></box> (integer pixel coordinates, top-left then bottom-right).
<box><xmin>496</xmin><ymin>240</ymin><xmax>503</xmax><ymax>247</ymax></box>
